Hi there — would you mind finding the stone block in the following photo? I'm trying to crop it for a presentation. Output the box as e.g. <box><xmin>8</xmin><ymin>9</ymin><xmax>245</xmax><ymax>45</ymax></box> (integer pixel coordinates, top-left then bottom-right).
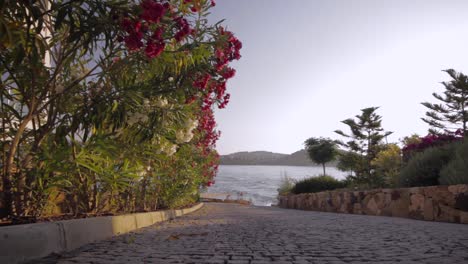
<box><xmin>454</xmin><ymin>193</ymin><xmax>468</xmax><ymax>211</ymax></box>
<box><xmin>353</xmin><ymin>203</ymin><xmax>362</xmax><ymax>214</ymax></box>
<box><xmin>438</xmin><ymin>204</ymin><xmax>461</xmax><ymax>223</ymax></box>
<box><xmin>448</xmin><ymin>184</ymin><xmax>468</xmax><ymax>195</ymax></box>
<box><xmin>431</xmin><ymin>186</ymin><xmax>456</xmax><ymax>207</ymax></box>
<box><xmin>460</xmin><ymin>210</ymin><xmax>468</xmax><ymax>224</ymax></box>
<box><xmin>409</xmin><ymin>193</ymin><xmax>425</xmax><ymax>220</ymax></box>
<box><xmin>423</xmin><ymin>198</ymin><xmax>434</xmax><ymax>221</ymax></box>
<box><xmin>364</xmin><ymin>197</ymin><xmax>380</xmax><ymax>215</ymax></box>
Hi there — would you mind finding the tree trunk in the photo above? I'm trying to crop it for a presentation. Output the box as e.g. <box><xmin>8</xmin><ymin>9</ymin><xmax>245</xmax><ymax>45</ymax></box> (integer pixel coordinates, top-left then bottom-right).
<box><xmin>322</xmin><ymin>163</ymin><xmax>326</xmax><ymax>176</ymax></box>
<box><xmin>2</xmin><ymin>113</ymin><xmax>34</xmax><ymax>218</ymax></box>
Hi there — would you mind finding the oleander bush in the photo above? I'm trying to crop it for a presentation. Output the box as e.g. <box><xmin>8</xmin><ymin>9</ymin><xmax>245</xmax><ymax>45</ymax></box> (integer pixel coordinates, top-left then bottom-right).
<box><xmin>291</xmin><ymin>175</ymin><xmax>345</xmax><ymax>194</ymax></box>
<box><xmin>0</xmin><ymin>0</ymin><xmax>241</xmax><ymax>221</ymax></box>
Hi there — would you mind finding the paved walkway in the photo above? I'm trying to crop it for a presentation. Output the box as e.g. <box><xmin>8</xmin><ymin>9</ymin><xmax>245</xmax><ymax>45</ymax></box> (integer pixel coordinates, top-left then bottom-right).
<box><xmin>37</xmin><ymin>203</ymin><xmax>468</xmax><ymax>264</ymax></box>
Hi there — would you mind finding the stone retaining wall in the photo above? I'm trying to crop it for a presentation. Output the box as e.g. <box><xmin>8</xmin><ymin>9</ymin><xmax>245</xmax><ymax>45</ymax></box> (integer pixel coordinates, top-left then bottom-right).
<box><xmin>279</xmin><ymin>185</ymin><xmax>468</xmax><ymax>224</ymax></box>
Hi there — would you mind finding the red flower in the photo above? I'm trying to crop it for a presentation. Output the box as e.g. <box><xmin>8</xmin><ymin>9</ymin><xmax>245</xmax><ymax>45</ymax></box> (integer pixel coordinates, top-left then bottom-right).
<box><xmin>219</xmin><ymin>94</ymin><xmax>230</xmax><ymax>109</ymax></box>
<box><xmin>145</xmin><ymin>41</ymin><xmax>165</xmax><ymax>58</ymax></box>
<box><xmin>221</xmin><ymin>67</ymin><xmax>236</xmax><ymax>79</ymax></box>
<box><xmin>193</xmin><ymin>74</ymin><xmax>211</xmax><ymax>89</ymax></box>
<box><xmin>121</xmin><ymin>18</ymin><xmax>133</xmax><ymax>32</ymax></box>
<box><xmin>173</xmin><ymin>17</ymin><xmax>192</xmax><ymax>42</ymax></box>
<box><xmin>124</xmin><ymin>33</ymin><xmax>143</xmax><ymax>50</ymax></box>
<box><xmin>140</xmin><ymin>0</ymin><xmax>166</xmax><ymax>23</ymax></box>
<box><xmin>152</xmin><ymin>27</ymin><xmax>164</xmax><ymax>40</ymax></box>
<box><xmin>211</xmin><ymin>0</ymin><xmax>216</xmax><ymax>7</ymax></box>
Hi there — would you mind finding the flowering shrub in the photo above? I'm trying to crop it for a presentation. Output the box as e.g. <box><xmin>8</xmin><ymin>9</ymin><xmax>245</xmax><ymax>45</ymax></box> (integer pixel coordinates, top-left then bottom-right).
<box><xmin>402</xmin><ymin>131</ymin><xmax>463</xmax><ymax>161</ymax></box>
<box><xmin>0</xmin><ymin>0</ymin><xmax>240</xmax><ymax>220</ymax></box>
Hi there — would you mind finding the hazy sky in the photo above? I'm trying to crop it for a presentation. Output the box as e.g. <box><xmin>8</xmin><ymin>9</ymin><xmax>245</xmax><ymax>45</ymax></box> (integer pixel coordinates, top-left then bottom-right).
<box><xmin>209</xmin><ymin>0</ymin><xmax>468</xmax><ymax>155</ymax></box>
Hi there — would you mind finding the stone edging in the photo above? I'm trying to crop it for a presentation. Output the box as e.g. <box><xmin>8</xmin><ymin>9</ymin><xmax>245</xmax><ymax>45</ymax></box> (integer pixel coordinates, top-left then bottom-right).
<box><xmin>0</xmin><ymin>203</ymin><xmax>204</xmax><ymax>264</ymax></box>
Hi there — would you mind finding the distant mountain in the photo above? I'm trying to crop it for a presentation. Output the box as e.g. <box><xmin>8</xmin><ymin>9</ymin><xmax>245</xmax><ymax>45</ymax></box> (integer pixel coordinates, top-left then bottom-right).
<box><xmin>220</xmin><ymin>149</ymin><xmax>337</xmax><ymax>167</ymax></box>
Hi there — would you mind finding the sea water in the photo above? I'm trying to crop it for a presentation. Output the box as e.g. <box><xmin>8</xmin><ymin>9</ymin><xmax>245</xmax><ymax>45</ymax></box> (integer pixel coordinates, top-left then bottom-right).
<box><xmin>205</xmin><ymin>165</ymin><xmax>347</xmax><ymax>206</ymax></box>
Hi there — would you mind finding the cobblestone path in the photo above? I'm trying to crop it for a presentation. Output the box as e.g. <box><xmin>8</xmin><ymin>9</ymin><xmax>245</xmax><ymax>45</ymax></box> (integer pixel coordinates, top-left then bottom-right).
<box><xmin>37</xmin><ymin>203</ymin><xmax>468</xmax><ymax>264</ymax></box>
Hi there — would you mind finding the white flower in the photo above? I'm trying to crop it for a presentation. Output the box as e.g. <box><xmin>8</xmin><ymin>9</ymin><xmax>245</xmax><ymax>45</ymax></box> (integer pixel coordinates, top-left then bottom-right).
<box><xmin>165</xmin><ymin>144</ymin><xmax>177</xmax><ymax>156</ymax></box>
<box><xmin>176</xmin><ymin>130</ymin><xmax>194</xmax><ymax>143</ymax></box>
<box><xmin>185</xmin><ymin>119</ymin><xmax>199</xmax><ymax>131</ymax></box>
<box><xmin>176</xmin><ymin>130</ymin><xmax>186</xmax><ymax>144</ymax></box>
<box><xmin>184</xmin><ymin>131</ymin><xmax>194</xmax><ymax>142</ymax></box>
<box><xmin>154</xmin><ymin>97</ymin><xmax>168</xmax><ymax>108</ymax></box>
<box><xmin>168</xmin><ymin>77</ymin><xmax>174</xmax><ymax>82</ymax></box>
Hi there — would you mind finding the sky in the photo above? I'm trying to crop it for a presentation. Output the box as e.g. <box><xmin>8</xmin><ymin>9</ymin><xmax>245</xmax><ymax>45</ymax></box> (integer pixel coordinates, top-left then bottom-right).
<box><xmin>208</xmin><ymin>0</ymin><xmax>468</xmax><ymax>155</ymax></box>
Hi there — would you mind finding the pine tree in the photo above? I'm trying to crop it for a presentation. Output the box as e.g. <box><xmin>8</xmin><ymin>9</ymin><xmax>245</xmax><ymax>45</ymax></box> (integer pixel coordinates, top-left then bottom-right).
<box><xmin>334</xmin><ymin>107</ymin><xmax>393</xmax><ymax>185</ymax></box>
<box><xmin>422</xmin><ymin>69</ymin><xmax>468</xmax><ymax>135</ymax></box>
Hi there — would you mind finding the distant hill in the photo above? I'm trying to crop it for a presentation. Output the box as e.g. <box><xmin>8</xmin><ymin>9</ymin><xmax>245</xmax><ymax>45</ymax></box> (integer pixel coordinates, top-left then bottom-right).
<box><xmin>220</xmin><ymin>149</ymin><xmax>338</xmax><ymax>167</ymax></box>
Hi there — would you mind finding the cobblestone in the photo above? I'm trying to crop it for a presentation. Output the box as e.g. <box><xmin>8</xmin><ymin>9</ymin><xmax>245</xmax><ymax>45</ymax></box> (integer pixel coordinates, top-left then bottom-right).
<box><xmin>35</xmin><ymin>203</ymin><xmax>468</xmax><ymax>263</ymax></box>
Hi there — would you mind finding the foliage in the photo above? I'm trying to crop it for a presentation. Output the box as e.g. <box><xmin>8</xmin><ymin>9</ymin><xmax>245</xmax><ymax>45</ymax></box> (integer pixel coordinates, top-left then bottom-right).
<box><xmin>401</xmin><ymin>134</ymin><xmax>422</xmax><ymax>147</ymax></box>
<box><xmin>399</xmin><ymin>144</ymin><xmax>456</xmax><ymax>187</ymax></box>
<box><xmin>336</xmin><ymin>151</ymin><xmax>365</xmax><ymax>175</ymax></box>
<box><xmin>291</xmin><ymin>175</ymin><xmax>345</xmax><ymax>194</ymax></box>
<box><xmin>402</xmin><ymin>133</ymin><xmax>463</xmax><ymax>161</ymax></box>
<box><xmin>277</xmin><ymin>174</ymin><xmax>295</xmax><ymax>196</ymax></box>
<box><xmin>334</xmin><ymin>107</ymin><xmax>392</xmax><ymax>186</ymax></box>
<box><xmin>371</xmin><ymin>144</ymin><xmax>402</xmax><ymax>187</ymax></box>
<box><xmin>304</xmin><ymin>137</ymin><xmax>338</xmax><ymax>175</ymax></box>
<box><xmin>0</xmin><ymin>0</ymin><xmax>240</xmax><ymax>219</ymax></box>
<box><xmin>439</xmin><ymin>141</ymin><xmax>468</xmax><ymax>185</ymax></box>
<box><xmin>421</xmin><ymin>69</ymin><xmax>468</xmax><ymax>134</ymax></box>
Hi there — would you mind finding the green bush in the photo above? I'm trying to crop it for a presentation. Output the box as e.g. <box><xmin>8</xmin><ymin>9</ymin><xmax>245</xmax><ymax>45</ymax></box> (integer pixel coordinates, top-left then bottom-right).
<box><xmin>291</xmin><ymin>175</ymin><xmax>345</xmax><ymax>194</ymax></box>
<box><xmin>439</xmin><ymin>140</ymin><xmax>468</xmax><ymax>185</ymax></box>
<box><xmin>399</xmin><ymin>144</ymin><xmax>456</xmax><ymax>187</ymax></box>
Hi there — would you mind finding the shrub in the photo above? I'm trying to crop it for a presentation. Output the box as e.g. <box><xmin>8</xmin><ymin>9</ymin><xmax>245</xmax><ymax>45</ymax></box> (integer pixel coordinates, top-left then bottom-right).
<box><xmin>277</xmin><ymin>175</ymin><xmax>295</xmax><ymax>196</ymax></box>
<box><xmin>439</xmin><ymin>140</ymin><xmax>468</xmax><ymax>185</ymax></box>
<box><xmin>371</xmin><ymin>144</ymin><xmax>402</xmax><ymax>187</ymax></box>
<box><xmin>402</xmin><ymin>133</ymin><xmax>462</xmax><ymax>161</ymax></box>
<box><xmin>291</xmin><ymin>175</ymin><xmax>345</xmax><ymax>194</ymax></box>
<box><xmin>399</xmin><ymin>144</ymin><xmax>456</xmax><ymax>187</ymax></box>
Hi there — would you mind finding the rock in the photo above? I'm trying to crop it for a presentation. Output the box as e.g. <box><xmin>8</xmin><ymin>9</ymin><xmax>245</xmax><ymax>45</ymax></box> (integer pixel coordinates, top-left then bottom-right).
<box><xmin>423</xmin><ymin>198</ymin><xmax>434</xmax><ymax>221</ymax></box>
